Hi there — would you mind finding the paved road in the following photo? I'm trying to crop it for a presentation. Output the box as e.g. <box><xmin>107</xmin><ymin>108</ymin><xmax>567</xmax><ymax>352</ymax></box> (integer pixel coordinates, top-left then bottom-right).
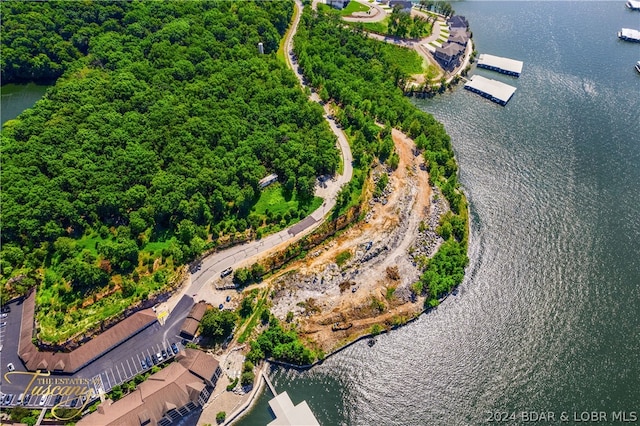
<box><xmin>342</xmin><ymin>0</ymin><xmax>387</xmax><ymax>23</ymax></box>
<box><xmin>185</xmin><ymin>0</ymin><xmax>353</xmax><ymax>299</ymax></box>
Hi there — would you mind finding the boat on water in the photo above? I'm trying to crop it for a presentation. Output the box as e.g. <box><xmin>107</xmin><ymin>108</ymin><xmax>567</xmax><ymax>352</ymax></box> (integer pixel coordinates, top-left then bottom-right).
<box><xmin>636</xmin><ymin>61</ymin><xmax>640</xmax><ymax>73</ymax></box>
<box><xmin>618</xmin><ymin>28</ymin><xmax>640</xmax><ymax>42</ymax></box>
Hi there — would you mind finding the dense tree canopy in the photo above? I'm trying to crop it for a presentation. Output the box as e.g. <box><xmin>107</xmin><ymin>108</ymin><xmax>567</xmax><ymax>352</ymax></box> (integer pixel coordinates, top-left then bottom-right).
<box><xmin>0</xmin><ymin>1</ymin><xmax>339</xmax><ymax>323</ymax></box>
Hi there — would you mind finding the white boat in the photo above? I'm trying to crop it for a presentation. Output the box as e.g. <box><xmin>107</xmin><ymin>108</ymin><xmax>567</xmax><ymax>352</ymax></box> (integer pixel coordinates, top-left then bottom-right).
<box><xmin>636</xmin><ymin>61</ymin><xmax>640</xmax><ymax>73</ymax></box>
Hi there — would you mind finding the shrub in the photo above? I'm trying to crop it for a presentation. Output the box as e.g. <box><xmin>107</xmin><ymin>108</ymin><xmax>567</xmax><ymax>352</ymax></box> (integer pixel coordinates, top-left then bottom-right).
<box><xmin>335</xmin><ymin>250</ymin><xmax>352</xmax><ymax>266</ymax></box>
<box><xmin>226</xmin><ymin>377</ymin><xmax>239</xmax><ymax>391</ymax></box>
<box><xmin>216</xmin><ymin>411</ymin><xmax>226</xmax><ymax>423</ymax></box>
<box><xmin>241</xmin><ymin>370</ymin><xmax>255</xmax><ymax>386</ymax></box>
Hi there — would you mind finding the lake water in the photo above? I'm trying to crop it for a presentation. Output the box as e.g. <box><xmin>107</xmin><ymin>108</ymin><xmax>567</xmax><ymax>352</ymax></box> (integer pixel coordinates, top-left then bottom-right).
<box><xmin>238</xmin><ymin>2</ymin><xmax>640</xmax><ymax>425</ymax></box>
<box><xmin>1</xmin><ymin>83</ymin><xmax>49</xmax><ymax>125</ymax></box>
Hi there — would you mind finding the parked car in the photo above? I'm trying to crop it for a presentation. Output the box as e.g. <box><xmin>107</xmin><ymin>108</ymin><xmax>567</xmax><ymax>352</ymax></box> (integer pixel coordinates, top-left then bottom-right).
<box><xmin>171</xmin><ymin>343</ymin><xmax>179</xmax><ymax>354</ymax></box>
<box><xmin>167</xmin><ymin>347</ymin><xmax>173</xmax><ymax>357</ymax></box>
<box><xmin>39</xmin><ymin>395</ymin><xmax>47</xmax><ymax>406</ymax></box>
<box><xmin>23</xmin><ymin>394</ymin><xmax>31</xmax><ymax>406</ymax></box>
<box><xmin>218</xmin><ymin>304</ymin><xmax>224</xmax><ymax>310</ymax></box>
<box><xmin>220</xmin><ymin>267</ymin><xmax>233</xmax><ymax>278</ymax></box>
<box><xmin>226</xmin><ymin>295</ymin><xmax>231</xmax><ymax>302</ymax></box>
<box><xmin>17</xmin><ymin>394</ymin><xmax>24</xmax><ymax>405</ymax></box>
<box><xmin>156</xmin><ymin>352</ymin><xmax>163</xmax><ymax>362</ymax></box>
<box><xmin>161</xmin><ymin>349</ymin><xmax>167</xmax><ymax>359</ymax></box>
<box><xmin>53</xmin><ymin>395</ymin><xmax>62</xmax><ymax>405</ymax></box>
<box><xmin>141</xmin><ymin>359</ymin><xmax>147</xmax><ymax>369</ymax></box>
<box><xmin>0</xmin><ymin>313</ymin><xmax>8</xmax><ymax>318</ymax></box>
<box><xmin>145</xmin><ymin>356</ymin><xmax>152</xmax><ymax>367</ymax></box>
<box><xmin>0</xmin><ymin>322</ymin><xmax>6</xmax><ymax>327</ymax></box>
<box><xmin>7</xmin><ymin>363</ymin><xmax>15</xmax><ymax>372</ymax></box>
<box><xmin>4</xmin><ymin>394</ymin><xmax>13</xmax><ymax>405</ymax></box>
<box><xmin>151</xmin><ymin>354</ymin><xmax>158</xmax><ymax>364</ymax></box>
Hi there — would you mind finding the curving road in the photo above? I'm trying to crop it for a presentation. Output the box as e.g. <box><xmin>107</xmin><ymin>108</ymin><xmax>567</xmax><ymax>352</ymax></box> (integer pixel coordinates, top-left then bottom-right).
<box><xmin>182</xmin><ymin>0</ymin><xmax>353</xmax><ymax>300</ymax></box>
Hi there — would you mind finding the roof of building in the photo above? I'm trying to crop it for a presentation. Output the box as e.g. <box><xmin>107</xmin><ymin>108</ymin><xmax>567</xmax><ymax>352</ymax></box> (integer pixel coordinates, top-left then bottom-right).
<box><xmin>179</xmin><ymin>317</ymin><xmax>200</xmax><ymax>338</ymax></box>
<box><xmin>267</xmin><ymin>391</ymin><xmax>320</xmax><ymax>426</ymax></box>
<box><xmin>620</xmin><ymin>28</ymin><xmax>640</xmax><ymax>40</ymax></box>
<box><xmin>175</xmin><ymin>347</ymin><xmax>220</xmax><ymax>383</ymax></box>
<box><xmin>435</xmin><ymin>42</ymin><xmax>464</xmax><ymax>58</ymax></box>
<box><xmin>448</xmin><ymin>30</ymin><xmax>469</xmax><ymax>45</ymax></box>
<box><xmin>19</xmin><ymin>291</ymin><xmax>157</xmax><ymax>373</ymax></box>
<box><xmin>477</xmin><ymin>53</ymin><xmax>524</xmax><ymax>75</ymax></box>
<box><xmin>464</xmin><ymin>75</ymin><xmax>517</xmax><ymax>104</ymax></box>
<box><xmin>187</xmin><ymin>302</ymin><xmax>208</xmax><ymax>321</ymax></box>
<box><xmin>447</xmin><ymin>15</ymin><xmax>468</xmax><ymax>28</ymax></box>
<box><xmin>78</xmin><ymin>349</ymin><xmax>219</xmax><ymax>426</ymax></box>
<box><xmin>389</xmin><ymin>0</ymin><xmax>412</xmax><ymax>10</ymax></box>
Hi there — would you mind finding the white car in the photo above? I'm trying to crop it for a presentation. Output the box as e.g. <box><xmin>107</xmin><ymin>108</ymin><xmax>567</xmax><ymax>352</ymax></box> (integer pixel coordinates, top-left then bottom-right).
<box><xmin>0</xmin><ymin>313</ymin><xmax>8</xmax><ymax>318</ymax></box>
<box><xmin>39</xmin><ymin>395</ymin><xmax>47</xmax><ymax>406</ymax></box>
<box><xmin>7</xmin><ymin>363</ymin><xmax>15</xmax><ymax>372</ymax></box>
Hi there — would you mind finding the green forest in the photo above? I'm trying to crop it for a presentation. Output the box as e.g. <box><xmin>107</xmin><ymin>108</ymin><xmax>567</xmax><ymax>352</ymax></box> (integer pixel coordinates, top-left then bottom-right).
<box><xmin>293</xmin><ymin>8</ymin><xmax>468</xmax><ymax>306</ymax></box>
<box><xmin>0</xmin><ymin>0</ymin><xmax>340</xmax><ymax>341</ymax></box>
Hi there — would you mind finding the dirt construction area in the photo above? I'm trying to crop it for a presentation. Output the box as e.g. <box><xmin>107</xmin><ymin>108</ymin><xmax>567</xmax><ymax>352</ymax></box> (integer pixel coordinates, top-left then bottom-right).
<box><xmin>268</xmin><ymin>129</ymin><xmax>449</xmax><ymax>353</ymax></box>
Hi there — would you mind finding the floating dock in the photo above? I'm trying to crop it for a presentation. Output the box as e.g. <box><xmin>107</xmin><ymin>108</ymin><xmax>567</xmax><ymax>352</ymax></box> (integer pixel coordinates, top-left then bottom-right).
<box><xmin>618</xmin><ymin>28</ymin><xmax>640</xmax><ymax>42</ymax></box>
<box><xmin>477</xmin><ymin>53</ymin><xmax>524</xmax><ymax>76</ymax></box>
<box><xmin>464</xmin><ymin>75</ymin><xmax>517</xmax><ymax>106</ymax></box>
<box><xmin>627</xmin><ymin>0</ymin><xmax>640</xmax><ymax>10</ymax></box>
<box><xmin>267</xmin><ymin>391</ymin><xmax>320</xmax><ymax>426</ymax></box>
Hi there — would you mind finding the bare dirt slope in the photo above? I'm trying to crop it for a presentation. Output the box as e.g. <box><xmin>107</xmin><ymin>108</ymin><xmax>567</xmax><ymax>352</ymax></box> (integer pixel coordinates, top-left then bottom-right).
<box><xmin>268</xmin><ymin>129</ymin><xmax>448</xmax><ymax>352</ymax></box>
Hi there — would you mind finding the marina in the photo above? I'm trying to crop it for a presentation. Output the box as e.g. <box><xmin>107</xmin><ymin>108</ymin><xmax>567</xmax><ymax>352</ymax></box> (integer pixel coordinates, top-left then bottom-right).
<box><xmin>618</xmin><ymin>28</ymin><xmax>640</xmax><ymax>42</ymax></box>
<box><xmin>463</xmin><ymin>75</ymin><xmax>517</xmax><ymax>106</ymax></box>
<box><xmin>476</xmin><ymin>53</ymin><xmax>524</xmax><ymax>76</ymax></box>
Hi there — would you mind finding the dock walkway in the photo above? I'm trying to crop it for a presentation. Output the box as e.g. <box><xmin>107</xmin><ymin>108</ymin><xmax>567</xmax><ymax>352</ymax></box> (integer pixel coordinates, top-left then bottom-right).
<box><xmin>263</xmin><ymin>370</ymin><xmax>277</xmax><ymax>396</ymax></box>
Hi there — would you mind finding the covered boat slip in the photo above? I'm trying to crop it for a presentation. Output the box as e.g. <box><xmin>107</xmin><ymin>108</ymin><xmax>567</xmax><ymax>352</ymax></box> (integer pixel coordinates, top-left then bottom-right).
<box><xmin>463</xmin><ymin>75</ymin><xmax>517</xmax><ymax>106</ymax></box>
<box><xmin>626</xmin><ymin>0</ymin><xmax>640</xmax><ymax>10</ymax></box>
<box><xmin>618</xmin><ymin>28</ymin><xmax>640</xmax><ymax>42</ymax></box>
<box><xmin>477</xmin><ymin>53</ymin><xmax>524</xmax><ymax>76</ymax></box>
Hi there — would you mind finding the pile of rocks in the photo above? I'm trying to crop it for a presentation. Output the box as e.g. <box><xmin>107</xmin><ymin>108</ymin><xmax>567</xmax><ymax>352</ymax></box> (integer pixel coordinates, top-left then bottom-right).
<box><xmin>410</xmin><ymin>186</ymin><xmax>448</xmax><ymax>262</ymax></box>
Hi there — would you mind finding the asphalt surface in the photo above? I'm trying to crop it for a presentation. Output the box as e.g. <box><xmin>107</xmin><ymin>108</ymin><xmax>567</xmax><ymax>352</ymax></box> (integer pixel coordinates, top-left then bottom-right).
<box><xmin>0</xmin><ymin>295</ymin><xmax>194</xmax><ymax>408</ymax></box>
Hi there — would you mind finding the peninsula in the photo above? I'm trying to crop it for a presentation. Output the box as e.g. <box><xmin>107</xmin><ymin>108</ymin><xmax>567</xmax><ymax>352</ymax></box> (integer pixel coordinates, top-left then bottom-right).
<box><xmin>0</xmin><ymin>1</ymin><xmax>469</xmax><ymax>424</ymax></box>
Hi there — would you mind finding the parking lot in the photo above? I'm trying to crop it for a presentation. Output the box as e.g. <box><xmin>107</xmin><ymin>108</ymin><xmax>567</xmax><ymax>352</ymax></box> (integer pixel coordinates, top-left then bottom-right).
<box><xmin>1</xmin><ymin>295</ymin><xmax>195</xmax><ymax>409</ymax></box>
<box><xmin>91</xmin><ymin>340</ymin><xmax>184</xmax><ymax>394</ymax></box>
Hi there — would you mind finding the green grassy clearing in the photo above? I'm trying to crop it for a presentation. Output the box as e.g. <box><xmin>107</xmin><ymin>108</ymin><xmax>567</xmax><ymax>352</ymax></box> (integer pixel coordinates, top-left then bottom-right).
<box><xmin>379</xmin><ymin>43</ymin><xmax>424</xmax><ymax>75</ymax></box>
<box><xmin>358</xmin><ymin>17</ymin><xmax>389</xmax><ymax>35</ymax></box>
<box><xmin>237</xmin><ymin>290</ymin><xmax>268</xmax><ymax>343</ymax></box>
<box><xmin>340</xmin><ymin>1</ymin><xmax>371</xmax><ymax>16</ymax></box>
<box><xmin>252</xmin><ymin>184</ymin><xmax>322</xmax><ymax>219</ymax></box>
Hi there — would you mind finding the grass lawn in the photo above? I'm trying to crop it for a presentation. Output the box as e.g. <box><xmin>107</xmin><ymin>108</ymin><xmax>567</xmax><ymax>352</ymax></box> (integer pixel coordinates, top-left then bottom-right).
<box><xmin>379</xmin><ymin>43</ymin><xmax>424</xmax><ymax>75</ymax></box>
<box><xmin>252</xmin><ymin>184</ymin><xmax>321</xmax><ymax>219</ymax></box>
<box><xmin>358</xmin><ymin>17</ymin><xmax>389</xmax><ymax>35</ymax></box>
<box><xmin>340</xmin><ymin>1</ymin><xmax>371</xmax><ymax>16</ymax></box>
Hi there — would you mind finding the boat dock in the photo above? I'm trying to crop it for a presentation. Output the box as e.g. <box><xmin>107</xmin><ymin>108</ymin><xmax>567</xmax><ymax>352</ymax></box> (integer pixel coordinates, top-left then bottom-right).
<box><xmin>477</xmin><ymin>53</ymin><xmax>524</xmax><ymax>76</ymax></box>
<box><xmin>464</xmin><ymin>75</ymin><xmax>517</xmax><ymax>106</ymax></box>
<box><xmin>263</xmin><ymin>370</ymin><xmax>277</xmax><ymax>396</ymax></box>
<box><xmin>626</xmin><ymin>0</ymin><xmax>640</xmax><ymax>10</ymax></box>
<box><xmin>618</xmin><ymin>28</ymin><xmax>640</xmax><ymax>42</ymax></box>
